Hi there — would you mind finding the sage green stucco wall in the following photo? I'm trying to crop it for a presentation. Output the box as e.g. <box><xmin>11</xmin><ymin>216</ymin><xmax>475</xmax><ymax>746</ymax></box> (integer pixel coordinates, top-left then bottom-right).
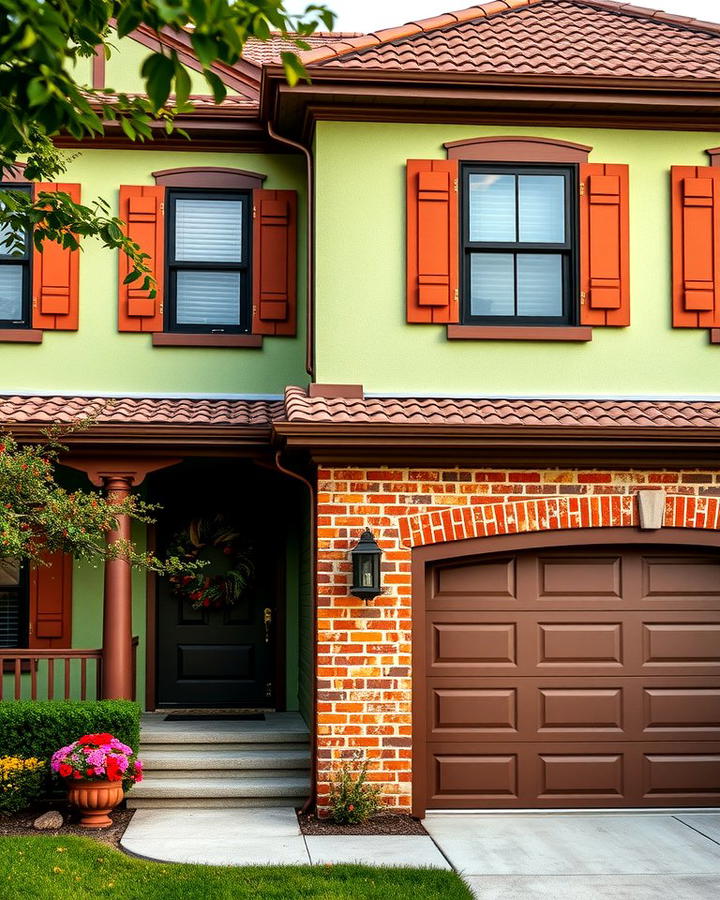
<box><xmin>2</xmin><ymin>149</ymin><xmax>306</xmax><ymax>396</ymax></box>
<box><xmin>314</xmin><ymin>122</ymin><xmax>720</xmax><ymax>397</ymax></box>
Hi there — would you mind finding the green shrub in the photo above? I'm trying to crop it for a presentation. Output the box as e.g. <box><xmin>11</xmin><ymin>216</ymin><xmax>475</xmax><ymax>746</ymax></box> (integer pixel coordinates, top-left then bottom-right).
<box><xmin>0</xmin><ymin>700</ymin><xmax>140</xmax><ymax>767</ymax></box>
<box><xmin>329</xmin><ymin>753</ymin><xmax>383</xmax><ymax>825</ymax></box>
<box><xmin>0</xmin><ymin>757</ymin><xmax>45</xmax><ymax>814</ymax></box>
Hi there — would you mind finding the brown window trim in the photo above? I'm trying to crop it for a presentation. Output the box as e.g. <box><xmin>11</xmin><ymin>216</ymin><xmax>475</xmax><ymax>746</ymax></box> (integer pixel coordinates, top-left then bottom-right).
<box><xmin>709</xmin><ymin>329</ymin><xmax>720</xmax><ymax>344</ymax></box>
<box><xmin>152</xmin><ymin>332</ymin><xmax>263</xmax><ymax>348</ymax></box>
<box><xmin>444</xmin><ymin>136</ymin><xmax>592</xmax><ymax>163</ymax></box>
<box><xmin>1</xmin><ymin>162</ymin><xmax>29</xmax><ymax>183</ymax></box>
<box><xmin>0</xmin><ymin>329</ymin><xmax>42</xmax><ymax>343</ymax></box>
<box><xmin>447</xmin><ymin>324</ymin><xmax>593</xmax><ymax>342</ymax></box>
<box><xmin>707</xmin><ymin>147</ymin><xmax>720</xmax><ymax>168</ymax></box>
<box><xmin>152</xmin><ymin>167</ymin><xmax>267</xmax><ymax>189</ymax></box>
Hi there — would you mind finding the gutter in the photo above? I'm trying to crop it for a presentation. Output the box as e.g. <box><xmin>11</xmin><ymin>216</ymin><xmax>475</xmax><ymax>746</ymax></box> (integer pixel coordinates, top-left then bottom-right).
<box><xmin>273</xmin><ymin>451</ymin><xmax>318</xmax><ymax>815</ymax></box>
<box><xmin>266</xmin><ymin>120</ymin><xmax>315</xmax><ymax>379</ymax></box>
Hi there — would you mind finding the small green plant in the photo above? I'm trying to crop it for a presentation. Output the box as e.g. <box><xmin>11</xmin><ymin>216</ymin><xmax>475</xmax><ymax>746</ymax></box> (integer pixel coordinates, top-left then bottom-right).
<box><xmin>328</xmin><ymin>752</ymin><xmax>383</xmax><ymax>825</ymax></box>
<box><xmin>0</xmin><ymin>757</ymin><xmax>45</xmax><ymax>814</ymax></box>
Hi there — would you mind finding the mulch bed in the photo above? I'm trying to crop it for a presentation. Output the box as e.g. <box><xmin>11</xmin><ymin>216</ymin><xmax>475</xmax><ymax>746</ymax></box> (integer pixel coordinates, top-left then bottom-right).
<box><xmin>298</xmin><ymin>811</ymin><xmax>427</xmax><ymax>835</ymax></box>
<box><xmin>0</xmin><ymin>804</ymin><xmax>134</xmax><ymax>849</ymax></box>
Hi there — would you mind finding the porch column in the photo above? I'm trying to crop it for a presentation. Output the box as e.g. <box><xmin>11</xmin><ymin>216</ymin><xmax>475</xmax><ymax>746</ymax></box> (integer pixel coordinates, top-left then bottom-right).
<box><xmin>101</xmin><ymin>474</ymin><xmax>135</xmax><ymax>700</ymax></box>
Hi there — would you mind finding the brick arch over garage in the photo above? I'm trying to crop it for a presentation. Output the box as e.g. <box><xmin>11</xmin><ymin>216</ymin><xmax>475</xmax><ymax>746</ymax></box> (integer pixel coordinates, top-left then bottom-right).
<box><xmin>409</xmin><ymin>500</ymin><xmax>720</xmax><ymax>818</ymax></box>
<box><xmin>401</xmin><ymin>493</ymin><xmax>720</xmax><ymax>550</ymax></box>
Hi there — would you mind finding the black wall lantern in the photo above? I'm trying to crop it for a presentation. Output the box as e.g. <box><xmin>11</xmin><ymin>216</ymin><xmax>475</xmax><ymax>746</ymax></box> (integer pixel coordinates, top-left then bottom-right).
<box><xmin>350</xmin><ymin>529</ymin><xmax>382</xmax><ymax>602</ymax></box>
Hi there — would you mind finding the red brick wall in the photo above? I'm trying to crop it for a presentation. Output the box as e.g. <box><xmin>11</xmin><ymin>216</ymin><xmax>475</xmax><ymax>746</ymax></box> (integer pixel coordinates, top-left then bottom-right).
<box><xmin>315</xmin><ymin>466</ymin><xmax>720</xmax><ymax>813</ymax></box>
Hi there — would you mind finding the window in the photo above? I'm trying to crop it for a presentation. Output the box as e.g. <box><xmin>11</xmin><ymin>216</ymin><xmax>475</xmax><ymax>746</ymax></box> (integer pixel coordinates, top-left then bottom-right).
<box><xmin>0</xmin><ymin>560</ymin><xmax>28</xmax><ymax>648</ymax></box>
<box><xmin>461</xmin><ymin>165</ymin><xmax>577</xmax><ymax>326</ymax></box>
<box><xmin>166</xmin><ymin>189</ymin><xmax>251</xmax><ymax>334</ymax></box>
<box><xmin>0</xmin><ymin>184</ymin><xmax>32</xmax><ymax>329</ymax></box>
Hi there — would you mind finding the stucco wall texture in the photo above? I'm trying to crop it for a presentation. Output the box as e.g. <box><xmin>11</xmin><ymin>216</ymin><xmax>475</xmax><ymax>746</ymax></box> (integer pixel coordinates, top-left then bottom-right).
<box><xmin>314</xmin><ymin>122</ymin><xmax>720</xmax><ymax>397</ymax></box>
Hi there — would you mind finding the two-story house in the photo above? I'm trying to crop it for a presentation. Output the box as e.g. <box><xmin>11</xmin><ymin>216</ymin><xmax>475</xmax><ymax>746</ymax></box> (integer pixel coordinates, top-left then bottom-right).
<box><xmin>2</xmin><ymin>0</ymin><xmax>720</xmax><ymax>816</ymax></box>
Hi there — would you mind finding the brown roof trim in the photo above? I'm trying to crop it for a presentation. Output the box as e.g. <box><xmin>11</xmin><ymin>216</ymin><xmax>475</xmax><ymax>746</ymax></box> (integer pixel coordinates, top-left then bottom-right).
<box><xmin>273</xmin><ymin>421</ymin><xmax>720</xmax><ymax>467</ymax></box>
<box><xmin>444</xmin><ymin>135</ymin><xmax>592</xmax><ymax>162</ymax></box>
<box><xmin>151</xmin><ymin>166</ymin><xmax>267</xmax><ymax>188</ymax></box>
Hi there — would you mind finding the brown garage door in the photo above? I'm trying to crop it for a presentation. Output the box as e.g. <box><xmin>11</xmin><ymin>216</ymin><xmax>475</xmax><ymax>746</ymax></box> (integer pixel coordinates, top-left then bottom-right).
<box><xmin>422</xmin><ymin>545</ymin><xmax>720</xmax><ymax>809</ymax></box>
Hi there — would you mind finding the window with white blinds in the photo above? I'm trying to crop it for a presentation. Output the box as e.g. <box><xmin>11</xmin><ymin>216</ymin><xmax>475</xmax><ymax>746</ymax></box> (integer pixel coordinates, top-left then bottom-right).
<box><xmin>0</xmin><ymin>183</ymin><xmax>32</xmax><ymax>328</ymax></box>
<box><xmin>463</xmin><ymin>165</ymin><xmax>575</xmax><ymax>326</ymax></box>
<box><xmin>167</xmin><ymin>190</ymin><xmax>251</xmax><ymax>333</ymax></box>
<box><xmin>0</xmin><ymin>559</ymin><xmax>27</xmax><ymax>648</ymax></box>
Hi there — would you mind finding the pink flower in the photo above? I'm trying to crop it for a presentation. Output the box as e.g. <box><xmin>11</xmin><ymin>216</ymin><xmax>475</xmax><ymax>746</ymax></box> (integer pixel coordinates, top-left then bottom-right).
<box><xmin>93</xmin><ymin>767</ymin><xmax>105</xmax><ymax>776</ymax></box>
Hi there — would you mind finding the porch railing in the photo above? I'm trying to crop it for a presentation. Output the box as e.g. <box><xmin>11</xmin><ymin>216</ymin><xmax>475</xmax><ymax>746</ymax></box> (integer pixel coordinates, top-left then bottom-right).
<box><xmin>0</xmin><ymin>637</ymin><xmax>138</xmax><ymax>702</ymax></box>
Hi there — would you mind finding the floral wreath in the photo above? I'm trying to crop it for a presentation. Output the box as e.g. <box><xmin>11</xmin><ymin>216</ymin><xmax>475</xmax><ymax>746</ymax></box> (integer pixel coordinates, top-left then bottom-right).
<box><xmin>167</xmin><ymin>515</ymin><xmax>253</xmax><ymax>610</ymax></box>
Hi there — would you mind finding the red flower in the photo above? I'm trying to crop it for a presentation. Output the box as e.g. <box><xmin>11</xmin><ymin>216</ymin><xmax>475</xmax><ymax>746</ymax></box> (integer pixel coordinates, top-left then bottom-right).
<box><xmin>105</xmin><ymin>757</ymin><xmax>122</xmax><ymax>782</ymax></box>
<box><xmin>134</xmin><ymin>771</ymin><xmax>143</xmax><ymax>783</ymax></box>
<box><xmin>59</xmin><ymin>764</ymin><xmax>72</xmax><ymax>778</ymax></box>
<box><xmin>223</xmin><ymin>546</ymin><xmax>233</xmax><ymax>555</ymax></box>
<box><xmin>79</xmin><ymin>733</ymin><xmax>113</xmax><ymax>746</ymax></box>
<box><xmin>72</xmin><ymin>771</ymin><xmax>82</xmax><ymax>780</ymax></box>
<box><xmin>202</xmin><ymin>597</ymin><xmax>211</xmax><ymax>608</ymax></box>
<box><xmin>348</xmin><ymin>804</ymin><xmax>355</xmax><ymax>812</ymax></box>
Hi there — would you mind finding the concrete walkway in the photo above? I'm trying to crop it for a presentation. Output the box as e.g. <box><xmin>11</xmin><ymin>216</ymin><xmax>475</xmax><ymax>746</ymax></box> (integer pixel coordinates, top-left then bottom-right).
<box><xmin>121</xmin><ymin>808</ymin><xmax>720</xmax><ymax>898</ymax></box>
<box><xmin>120</xmin><ymin>807</ymin><xmax>450</xmax><ymax>869</ymax></box>
<box><xmin>425</xmin><ymin>812</ymin><xmax>720</xmax><ymax>899</ymax></box>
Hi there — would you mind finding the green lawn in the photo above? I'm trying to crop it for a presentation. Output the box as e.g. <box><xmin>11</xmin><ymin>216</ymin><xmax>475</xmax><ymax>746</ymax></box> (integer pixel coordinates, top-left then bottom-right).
<box><xmin>0</xmin><ymin>836</ymin><xmax>472</xmax><ymax>899</ymax></box>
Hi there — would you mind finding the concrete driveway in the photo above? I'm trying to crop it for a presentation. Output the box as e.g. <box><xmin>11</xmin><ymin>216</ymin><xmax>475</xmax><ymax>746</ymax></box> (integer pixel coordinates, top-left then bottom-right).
<box><xmin>424</xmin><ymin>812</ymin><xmax>720</xmax><ymax>899</ymax></box>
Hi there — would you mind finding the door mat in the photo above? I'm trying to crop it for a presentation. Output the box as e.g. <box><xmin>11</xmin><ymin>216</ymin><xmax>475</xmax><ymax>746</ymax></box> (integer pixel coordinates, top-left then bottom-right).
<box><xmin>163</xmin><ymin>713</ymin><xmax>266</xmax><ymax>722</ymax></box>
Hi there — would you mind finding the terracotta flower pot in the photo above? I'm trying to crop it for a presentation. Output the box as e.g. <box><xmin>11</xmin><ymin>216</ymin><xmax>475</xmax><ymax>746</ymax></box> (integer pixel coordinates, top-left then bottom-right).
<box><xmin>67</xmin><ymin>778</ymin><xmax>124</xmax><ymax>828</ymax></box>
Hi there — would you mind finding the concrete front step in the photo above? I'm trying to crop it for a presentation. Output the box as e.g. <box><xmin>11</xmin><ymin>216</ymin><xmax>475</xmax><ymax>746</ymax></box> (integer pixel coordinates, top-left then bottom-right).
<box><xmin>127</xmin><ymin>775</ymin><xmax>310</xmax><ymax>809</ymax></box>
<box><xmin>142</xmin><ymin>748</ymin><xmax>309</xmax><ymax>770</ymax></box>
<box><xmin>139</xmin><ymin>741</ymin><xmax>309</xmax><ymax>754</ymax></box>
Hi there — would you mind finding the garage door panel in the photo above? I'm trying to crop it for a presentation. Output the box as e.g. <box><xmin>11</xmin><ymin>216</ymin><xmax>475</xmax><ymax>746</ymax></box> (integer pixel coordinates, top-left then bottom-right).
<box><xmin>537</xmin><ymin>753</ymin><xmax>625</xmax><ymax>800</ymax></box>
<box><xmin>421</xmin><ymin>545</ymin><xmax>720</xmax><ymax>811</ymax></box>
<box><xmin>534</xmin><ymin>554</ymin><xmax>624</xmax><ymax>601</ymax></box>
<box><xmin>427</xmin><ymin>613</ymin><xmax>518</xmax><ymax>674</ymax></box>
<box><xmin>641</xmin><ymin>555</ymin><xmax>720</xmax><ymax>603</ymax></box>
<box><xmin>641</xmin><ymin>619</ymin><xmax>720</xmax><ymax>674</ymax></box>
<box><xmin>426</xmin><ymin>743</ymin><xmax>720</xmax><ymax>808</ymax></box>
<box><xmin>643</xmin><ymin>752</ymin><xmax>720</xmax><ymax>800</ymax></box>
<box><xmin>431</xmin><ymin>557</ymin><xmax>518</xmax><ymax>609</ymax></box>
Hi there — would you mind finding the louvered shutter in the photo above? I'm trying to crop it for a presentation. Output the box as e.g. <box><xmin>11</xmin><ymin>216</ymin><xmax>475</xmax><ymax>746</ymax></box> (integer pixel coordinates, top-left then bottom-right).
<box><xmin>251</xmin><ymin>189</ymin><xmax>297</xmax><ymax>336</ymax></box>
<box><xmin>671</xmin><ymin>166</ymin><xmax>720</xmax><ymax>328</ymax></box>
<box><xmin>29</xmin><ymin>551</ymin><xmax>72</xmax><ymax>648</ymax></box>
<box><xmin>406</xmin><ymin>160</ymin><xmax>459</xmax><ymax>324</ymax></box>
<box><xmin>118</xmin><ymin>185</ymin><xmax>165</xmax><ymax>332</ymax></box>
<box><xmin>32</xmin><ymin>183</ymin><xmax>81</xmax><ymax>330</ymax></box>
<box><xmin>579</xmin><ymin>163</ymin><xmax>630</xmax><ymax>327</ymax></box>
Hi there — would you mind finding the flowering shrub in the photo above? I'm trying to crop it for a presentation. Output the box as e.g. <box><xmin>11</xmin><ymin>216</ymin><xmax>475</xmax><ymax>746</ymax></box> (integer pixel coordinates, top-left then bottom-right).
<box><xmin>0</xmin><ymin>757</ymin><xmax>45</xmax><ymax>814</ymax></box>
<box><xmin>51</xmin><ymin>733</ymin><xmax>142</xmax><ymax>789</ymax></box>
<box><xmin>328</xmin><ymin>753</ymin><xmax>382</xmax><ymax>825</ymax></box>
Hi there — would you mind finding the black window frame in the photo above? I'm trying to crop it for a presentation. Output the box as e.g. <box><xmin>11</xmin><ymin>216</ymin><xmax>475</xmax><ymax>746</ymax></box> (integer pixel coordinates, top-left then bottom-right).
<box><xmin>0</xmin><ymin>560</ymin><xmax>29</xmax><ymax>649</ymax></box>
<box><xmin>0</xmin><ymin>182</ymin><xmax>32</xmax><ymax>330</ymax></box>
<box><xmin>165</xmin><ymin>188</ymin><xmax>252</xmax><ymax>335</ymax></box>
<box><xmin>461</xmin><ymin>163</ymin><xmax>578</xmax><ymax>327</ymax></box>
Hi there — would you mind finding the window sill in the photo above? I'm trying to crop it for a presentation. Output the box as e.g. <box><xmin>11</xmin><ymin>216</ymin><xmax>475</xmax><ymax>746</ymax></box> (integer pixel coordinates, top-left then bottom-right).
<box><xmin>0</xmin><ymin>329</ymin><xmax>43</xmax><ymax>343</ymax></box>
<box><xmin>151</xmin><ymin>333</ymin><xmax>263</xmax><ymax>348</ymax></box>
<box><xmin>446</xmin><ymin>325</ymin><xmax>593</xmax><ymax>342</ymax></box>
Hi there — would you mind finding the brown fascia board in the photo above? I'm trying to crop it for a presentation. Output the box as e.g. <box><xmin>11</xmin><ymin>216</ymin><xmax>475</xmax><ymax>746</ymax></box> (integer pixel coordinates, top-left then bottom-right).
<box><xmin>273</xmin><ymin>422</ymin><xmax>720</xmax><ymax>467</ymax></box>
<box><xmin>7</xmin><ymin>423</ymin><xmax>274</xmax><ymax>452</ymax></box>
<box><xmin>265</xmin><ymin>67</ymin><xmax>720</xmax><ymax>137</ymax></box>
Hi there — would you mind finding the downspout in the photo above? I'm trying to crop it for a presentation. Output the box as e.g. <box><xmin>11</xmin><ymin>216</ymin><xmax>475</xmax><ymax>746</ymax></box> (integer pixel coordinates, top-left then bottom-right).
<box><xmin>273</xmin><ymin>451</ymin><xmax>318</xmax><ymax>815</ymax></box>
<box><xmin>266</xmin><ymin>120</ymin><xmax>315</xmax><ymax>379</ymax></box>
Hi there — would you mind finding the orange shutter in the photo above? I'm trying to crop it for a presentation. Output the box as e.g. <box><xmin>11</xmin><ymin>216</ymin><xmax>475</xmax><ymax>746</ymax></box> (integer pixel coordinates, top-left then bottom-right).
<box><xmin>251</xmin><ymin>189</ymin><xmax>297</xmax><ymax>336</ymax></box>
<box><xmin>118</xmin><ymin>185</ymin><xmax>165</xmax><ymax>332</ymax></box>
<box><xmin>406</xmin><ymin>159</ymin><xmax>459</xmax><ymax>324</ymax></box>
<box><xmin>32</xmin><ymin>183</ymin><xmax>81</xmax><ymax>330</ymax></box>
<box><xmin>671</xmin><ymin>166</ymin><xmax>720</xmax><ymax>328</ymax></box>
<box><xmin>579</xmin><ymin>163</ymin><xmax>630</xmax><ymax>327</ymax></box>
<box><xmin>29</xmin><ymin>551</ymin><xmax>73</xmax><ymax>648</ymax></box>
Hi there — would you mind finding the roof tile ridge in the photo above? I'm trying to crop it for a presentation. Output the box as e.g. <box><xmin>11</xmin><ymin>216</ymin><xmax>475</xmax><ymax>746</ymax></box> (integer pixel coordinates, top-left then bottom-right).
<box><xmin>283</xmin><ymin>385</ymin><xmax>312</xmax><ymax>421</ymax></box>
<box><xmin>299</xmin><ymin>0</ymin><xmax>542</xmax><ymax>66</ymax></box>
<box><xmin>570</xmin><ymin>0</ymin><xmax>720</xmax><ymax>38</ymax></box>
